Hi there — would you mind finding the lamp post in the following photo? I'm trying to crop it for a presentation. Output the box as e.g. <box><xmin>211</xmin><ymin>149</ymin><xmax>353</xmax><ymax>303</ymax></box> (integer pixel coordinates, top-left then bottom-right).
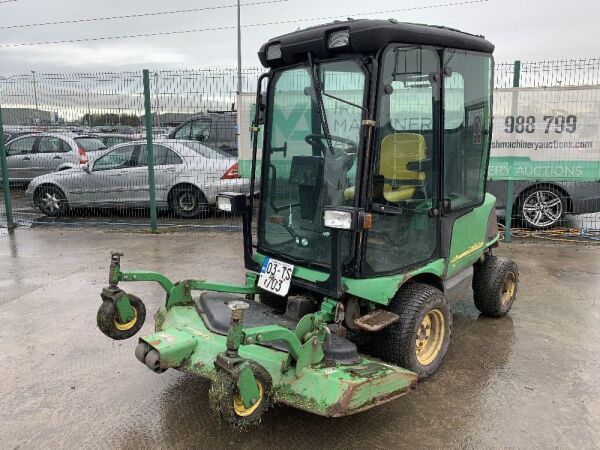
<box><xmin>236</xmin><ymin>0</ymin><xmax>242</xmax><ymax>94</ymax></box>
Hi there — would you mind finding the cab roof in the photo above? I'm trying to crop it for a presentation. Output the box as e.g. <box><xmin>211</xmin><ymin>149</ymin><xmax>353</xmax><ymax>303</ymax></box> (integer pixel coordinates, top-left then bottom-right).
<box><xmin>258</xmin><ymin>18</ymin><xmax>494</xmax><ymax>68</ymax></box>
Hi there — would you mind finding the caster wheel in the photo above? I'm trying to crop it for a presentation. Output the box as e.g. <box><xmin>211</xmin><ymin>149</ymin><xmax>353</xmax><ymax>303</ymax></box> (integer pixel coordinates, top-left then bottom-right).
<box><xmin>208</xmin><ymin>362</ymin><xmax>272</xmax><ymax>428</ymax></box>
<box><xmin>144</xmin><ymin>349</ymin><xmax>166</xmax><ymax>373</ymax></box>
<box><xmin>97</xmin><ymin>294</ymin><xmax>146</xmax><ymax>340</ymax></box>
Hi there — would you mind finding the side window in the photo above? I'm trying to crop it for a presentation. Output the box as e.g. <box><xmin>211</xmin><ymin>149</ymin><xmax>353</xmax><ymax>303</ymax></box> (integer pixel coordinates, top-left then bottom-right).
<box><xmin>138</xmin><ymin>145</ymin><xmax>182</xmax><ymax>166</ymax></box>
<box><xmin>190</xmin><ymin>120</ymin><xmax>211</xmax><ymax>142</ymax></box>
<box><xmin>38</xmin><ymin>136</ymin><xmax>68</xmax><ymax>153</ymax></box>
<box><xmin>6</xmin><ymin>137</ymin><xmax>37</xmax><ymax>156</ymax></box>
<box><xmin>174</xmin><ymin>123</ymin><xmax>191</xmax><ymax>139</ymax></box>
<box><xmin>93</xmin><ymin>145</ymin><xmax>136</xmax><ymax>171</ymax></box>
<box><xmin>443</xmin><ymin>50</ymin><xmax>492</xmax><ymax>210</ymax></box>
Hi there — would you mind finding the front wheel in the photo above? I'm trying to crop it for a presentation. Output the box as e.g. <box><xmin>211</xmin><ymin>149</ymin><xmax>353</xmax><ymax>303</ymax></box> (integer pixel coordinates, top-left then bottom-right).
<box><xmin>36</xmin><ymin>185</ymin><xmax>68</xmax><ymax>217</ymax></box>
<box><xmin>97</xmin><ymin>294</ymin><xmax>146</xmax><ymax>340</ymax></box>
<box><xmin>473</xmin><ymin>255</ymin><xmax>519</xmax><ymax>317</ymax></box>
<box><xmin>169</xmin><ymin>187</ymin><xmax>208</xmax><ymax>218</ymax></box>
<box><xmin>208</xmin><ymin>362</ymin><xmax>272</xmax><ymax>428</ymax></box>
<box><xmin>375</xmin><ymin>282</ymin><xmax>452</xmax><ymax>379</ymax></box>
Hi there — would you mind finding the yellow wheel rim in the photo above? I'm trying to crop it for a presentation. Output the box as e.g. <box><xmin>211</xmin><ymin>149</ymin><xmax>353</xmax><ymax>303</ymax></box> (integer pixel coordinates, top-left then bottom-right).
<box><xmin>233</xmin><ymin>381</ymin><xmax>264</xmax><ymax>417</ymax></box>
<box><xmin>114</xmin><ymin>308</ymin><xmax>137</xmax><ymax>331</ymax></box>
<box><xmin>501</xmin><ymin>272</ymin><xmax>516</xmax><ymax>305</ymax></box>
<box><xmin>415</xmin><ymin>308</ymin><xmax>445</xmax><ymax>366</ymax></box>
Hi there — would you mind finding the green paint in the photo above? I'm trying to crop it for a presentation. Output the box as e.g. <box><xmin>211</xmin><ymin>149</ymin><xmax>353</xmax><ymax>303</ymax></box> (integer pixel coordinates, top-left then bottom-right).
<box><xmin>236</xmin><ymin>362</ymin><xmax>261</xmax><ymax>408</ymax></box>
<box><xmin>253</xmin><ymin>252</ymin><xmax>445</xmax><ymax>305</ymax></box>
<box><xmin>447</xmin><ymin>193</ymin><xmax>496</xmax><ymax>277</ymax></box>
<box><xmin>144</xmin><ymin>305</ymin><xmax>417</xmax><ymax>416</ymax></box>
<box><xmin>114</xmin><ymin>294</ymin><xmax>135</xmax><ymax>323</ymax></box>
<box><xmin>0</xmin><ymin>107</ymin><xmax>15</xmax><ymax>229</ymax></box>
<box><xmin>141</xmin><ymin>325</ymin><xmax>197</xmax><ymax>367</ymax></box>
<box><xmin>142</xmin><ymin>69</ymin><xmax>158</xmax><ymax>233</ymax></box>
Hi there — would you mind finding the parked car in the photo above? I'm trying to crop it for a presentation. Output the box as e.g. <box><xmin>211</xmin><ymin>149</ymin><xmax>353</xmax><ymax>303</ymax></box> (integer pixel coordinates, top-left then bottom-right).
<box><xmin>25</xmin><ymin>139</ymin><xmax>248</xmax><ymax>218</ymax></box>
<box><xmin>168</xmin><ymin>111</ymin><xmax>237</xmax><ymax>157</ymax></box>
<box><xmin>487</xmin><ymin>180</ymin><xmax>600</xmax><ymax>229</ymax></box>
<box><xmin>2</xmin><ymin>133</ymin><xmax>105</xmax><ymax>182</ymax></box>
<box><xmin>80</xmin><ymin>133</ymin><xmax>142</xmax><ymax>148</ymax></box>
<box><xmin>3</xmin><ymin>130</ymin><xmax>41</xmax><ymax>143</ymax></box>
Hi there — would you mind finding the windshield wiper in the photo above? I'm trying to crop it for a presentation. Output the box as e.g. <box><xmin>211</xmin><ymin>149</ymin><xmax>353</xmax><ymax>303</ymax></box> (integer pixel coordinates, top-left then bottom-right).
<box><xmin>307</xmin><ymin>52</ymin><xmax>335</xmax><ymax>155</ymax></box>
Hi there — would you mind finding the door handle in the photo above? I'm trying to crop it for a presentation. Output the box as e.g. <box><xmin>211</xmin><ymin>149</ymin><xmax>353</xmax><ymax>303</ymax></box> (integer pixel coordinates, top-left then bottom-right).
<box><xmin>53</xmin><ymin>156</ymin><xmax>62</xmax><ymax>160</ymax></box>
<box><xmin>22</xmin><ymin>157</ymin><xmax>31</xmax><ymax>161</ymax></box>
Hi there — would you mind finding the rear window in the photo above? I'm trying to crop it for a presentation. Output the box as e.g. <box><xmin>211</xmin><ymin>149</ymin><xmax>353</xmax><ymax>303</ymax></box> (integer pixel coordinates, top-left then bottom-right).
<box><xmin>180</xmin><ymin>141</ymin><xmax>229</xmax><ymax>159</ymax></box>
<box><xmin>75</xmin><ymin>138</ymin><xmax>106</xmax><ymax>151</ymax></box>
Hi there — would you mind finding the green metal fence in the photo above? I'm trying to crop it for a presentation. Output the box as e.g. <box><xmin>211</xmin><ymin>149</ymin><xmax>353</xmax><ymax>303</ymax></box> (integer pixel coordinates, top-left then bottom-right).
<box><xmin>0</xmin><ymin>61</ymin><xmax>599</xmax><ymax>241</ymax></box>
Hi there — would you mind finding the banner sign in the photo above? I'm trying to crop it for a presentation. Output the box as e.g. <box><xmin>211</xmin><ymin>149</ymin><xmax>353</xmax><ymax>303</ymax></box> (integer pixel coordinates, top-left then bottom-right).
<box><xmin>489</xmin><ymin>86</ymin><xmax>600</xmax><ymax>181</ymax></box>
<box><xmin>238</xmin><ymin>87</ymin><xmax>600</xmax><ymax>182</ymax></box>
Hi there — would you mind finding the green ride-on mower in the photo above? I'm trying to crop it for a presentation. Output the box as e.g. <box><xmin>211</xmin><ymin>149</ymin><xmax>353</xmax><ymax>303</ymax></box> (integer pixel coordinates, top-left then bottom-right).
<box><xmin>96</xmin><ymin>19</ymin><xmax>519</xmax><ymax>427</ymax></box>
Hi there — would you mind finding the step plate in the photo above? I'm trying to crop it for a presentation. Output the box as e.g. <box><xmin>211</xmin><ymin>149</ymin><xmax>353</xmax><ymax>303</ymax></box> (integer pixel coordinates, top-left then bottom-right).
<box><xmin>354</xmin><ymin>309</ymin><xmax>400</xmax><ymax>332</ymax></box>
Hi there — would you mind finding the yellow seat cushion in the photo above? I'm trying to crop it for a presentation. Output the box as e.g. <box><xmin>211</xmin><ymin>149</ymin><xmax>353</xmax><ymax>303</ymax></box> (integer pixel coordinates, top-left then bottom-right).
<box><xmin>380</xmin><ymin>133</ymin><xmax>426</xmax><ymax>202</ymax></box>
<box><xmin>342</xmin><ymin>133</ymin><xmax>427</xmax><ymax>202</ymax></box>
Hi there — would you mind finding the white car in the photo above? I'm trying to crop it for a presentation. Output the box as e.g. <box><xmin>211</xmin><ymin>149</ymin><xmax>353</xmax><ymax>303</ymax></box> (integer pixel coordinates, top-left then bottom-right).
<box><xmin>25</xmin><ymin>139</ymin><xmax>249</xmax><ymax>217</ymax></box>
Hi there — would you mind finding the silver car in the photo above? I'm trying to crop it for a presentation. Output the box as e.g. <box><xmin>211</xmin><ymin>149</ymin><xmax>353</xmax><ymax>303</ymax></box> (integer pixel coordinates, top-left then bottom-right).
<box><xmin>2</xmin><ymin>133</ymin><xmax>105</xmax><ymax>182</ymax></box>
<box><xmin>25</xmin><ymin>139</ymin><xmax>249</xmax><ymax>218</ymax></box>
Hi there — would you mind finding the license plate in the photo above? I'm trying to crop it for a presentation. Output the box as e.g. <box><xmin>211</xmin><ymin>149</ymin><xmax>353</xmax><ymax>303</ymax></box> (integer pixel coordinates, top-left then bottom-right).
<box><xmin>257</xmin><ymin>257</ymin><xmax>294</xmax><ymax>297</ymax></box>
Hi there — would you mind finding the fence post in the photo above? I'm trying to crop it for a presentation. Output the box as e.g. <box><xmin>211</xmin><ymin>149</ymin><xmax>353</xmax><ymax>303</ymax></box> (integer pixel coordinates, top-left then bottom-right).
<box><xmin>0</xmin><ymin>106</ymin><xmax>15</xmax><ymax>229</ymax></box>
<box><xmin>504</xmin><ymin>60</ymin><xmax>521</xmax><ymax>243</ymax></box>
<box><xmin>142</xmin><ymin>69</ymin><xmax>158</xmax><ymax>233</ymax></box>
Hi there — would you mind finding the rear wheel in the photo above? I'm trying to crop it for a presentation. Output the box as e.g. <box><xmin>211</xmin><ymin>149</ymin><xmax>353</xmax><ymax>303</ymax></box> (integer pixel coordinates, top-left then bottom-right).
<box><xmin>169</xmin><ymin>186</ymin><xmax>208</xmax><ymax>218</ymax></box>
<box><xmin>517</xmin><ymin>186</ymin><xmax>567</xmax><ymax>229</ymax></box>
<box><xmin>36</xmin><ymin>185</ymin><xmax>68</xmax><ymax>217</ymax></box>
<box><xmin>375</xmin><ymin>282</ymin><xmax>452</xmax><ymax>379</ymax></box>
<box><xmin>473</xmin><ymin>255</ymin><xmax>518</xmax><ymax>317</ymax></box>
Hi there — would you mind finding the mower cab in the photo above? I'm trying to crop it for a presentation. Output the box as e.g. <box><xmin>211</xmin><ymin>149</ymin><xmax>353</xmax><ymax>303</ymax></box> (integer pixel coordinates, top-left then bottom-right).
<box><xmin>97</xmin><ymin>19</ymin><xmax>519</xmax><ymax>428</ymax></box>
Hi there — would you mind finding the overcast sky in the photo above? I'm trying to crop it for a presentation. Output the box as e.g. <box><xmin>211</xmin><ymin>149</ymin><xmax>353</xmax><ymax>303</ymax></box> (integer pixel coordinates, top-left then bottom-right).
<box><xmin>0</xmin><ymin>0</ymin><xmax>598</xmax><ymax>74</ymax></box>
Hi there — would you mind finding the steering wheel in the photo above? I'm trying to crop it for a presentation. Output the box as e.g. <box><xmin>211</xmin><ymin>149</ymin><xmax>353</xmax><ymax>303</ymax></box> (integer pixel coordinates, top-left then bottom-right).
<box><xmin>304</xmin><ymin>134</ymin><xmax>357</xmax><ymax>156</ymax></box>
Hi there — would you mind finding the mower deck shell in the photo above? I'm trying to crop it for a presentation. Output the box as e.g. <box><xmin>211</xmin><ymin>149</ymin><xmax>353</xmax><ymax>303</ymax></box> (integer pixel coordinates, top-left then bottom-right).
<box><xmin>141</xmin><ymin>304</ymin><xmax>418</xmax><ymax>417</ymax></box>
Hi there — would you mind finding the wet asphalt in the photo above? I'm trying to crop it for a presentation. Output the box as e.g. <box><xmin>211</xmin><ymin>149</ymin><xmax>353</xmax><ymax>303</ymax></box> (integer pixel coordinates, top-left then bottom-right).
<box><xmin>0</xmin><ymin>229</ymin><xmax>598</xmax><ymax>449</ymax></box>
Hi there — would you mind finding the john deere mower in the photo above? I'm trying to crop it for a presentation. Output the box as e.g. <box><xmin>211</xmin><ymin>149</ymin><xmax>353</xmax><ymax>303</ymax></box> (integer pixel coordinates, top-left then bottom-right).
<box><xmin>97</xmin><ymin>19</ymin><xmax>519</xmax><ymax>427</ymax></box>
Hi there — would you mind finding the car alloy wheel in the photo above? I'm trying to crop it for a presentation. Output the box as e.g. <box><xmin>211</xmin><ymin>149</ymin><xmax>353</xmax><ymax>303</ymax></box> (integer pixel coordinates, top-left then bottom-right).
<box><xmin>521</xmin><ymin>189</ymin><xmax>563</xmax><ymax>228</ymax></box>
<box><xmin>178</xmin><ymin>192</ymin><xmax>197</xmax><ymax>212</ymax></box>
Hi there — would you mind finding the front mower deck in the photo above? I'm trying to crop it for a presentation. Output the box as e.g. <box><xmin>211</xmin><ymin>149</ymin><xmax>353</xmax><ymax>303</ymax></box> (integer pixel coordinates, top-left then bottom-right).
<box><xmin>141</xmin><ymin>294</ymin><xmax>418</xmax><ymax>417</ymax></box>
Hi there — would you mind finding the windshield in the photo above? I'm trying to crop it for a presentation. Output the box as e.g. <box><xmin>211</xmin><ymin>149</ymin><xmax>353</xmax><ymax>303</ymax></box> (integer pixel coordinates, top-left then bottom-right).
<box><xmin>259</xmin><ymin>59</ymin><xmax>366</xmax><ymax>266</ymax></box>
<box><xmin>181</xmin><ymin>141</ymin><xmax>230</xmax><ymax>158</ymax></box>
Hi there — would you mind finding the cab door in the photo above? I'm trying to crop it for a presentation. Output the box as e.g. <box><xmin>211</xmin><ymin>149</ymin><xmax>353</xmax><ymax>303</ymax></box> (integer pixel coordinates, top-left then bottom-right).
<box><xmin>441</xmin><ymin>50</ymin><xmax>493</xmax><ymax>277</ymax></box>
<box><xmin>363</xmin><ymin>46</ymin><xmax>441</xmax><ymax>276</ymax></box>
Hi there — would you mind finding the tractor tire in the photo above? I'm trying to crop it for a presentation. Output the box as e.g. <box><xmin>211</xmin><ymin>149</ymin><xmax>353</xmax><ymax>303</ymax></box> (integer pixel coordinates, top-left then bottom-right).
<box><xmin>375</xmin><ymin>282</ymin><xmax>452</xmax><ymax>379</ymax></box>
<box><xmin>473</xmin><ymin>255</ymin><xmax>519</xmax><ymax>317</ymax></box>
<box><xmin>97</xmin><ymin>294</ymin><xmax>146</xmax><ymax>340</ymax></box>
<box><xmin>208</xmin><ymin>361</ymin><xmax>272</xmax><ymax>429</ymax></box>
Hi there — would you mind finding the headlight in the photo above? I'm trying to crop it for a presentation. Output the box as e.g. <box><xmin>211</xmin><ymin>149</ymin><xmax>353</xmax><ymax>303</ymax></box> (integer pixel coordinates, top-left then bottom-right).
<box><xmin>217</xmin><ymin>196</ymin><xmax>232</xmax><ymax>212</ymax></box>
<box><xmin>216</xmin><ymin>192</ymin><xmax>247</xmax><ymax>214</ymax></box>
<box><xmin>266</xmin><ymin>43</ymin><xmax>282</xmax><ymax>61</ymax></box>
<box><xmin>328</xmin><ymin>29</ymin><xmax>350</xmax><ymax>49</ymax></box>
<box><xmin>323</xmin><ymin>209</ymin><xmax>353</xmax><ymax>230</ymax></box>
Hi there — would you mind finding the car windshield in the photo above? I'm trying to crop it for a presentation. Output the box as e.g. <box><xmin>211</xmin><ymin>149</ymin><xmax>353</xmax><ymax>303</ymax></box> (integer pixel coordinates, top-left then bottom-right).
<box><xmin>181</xmin><ymin>141</ymin><xmax>230</xmax><ymax>158</ymax></box>
<box><xmin>258</xmin><ymin>59</ymin><xmax>366</xmax><ymax>267</ymax></box>
<box><xmin>75</xmin><ymin>137</ymin><xmax>106</xmax><ymax>151</ymax></box>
